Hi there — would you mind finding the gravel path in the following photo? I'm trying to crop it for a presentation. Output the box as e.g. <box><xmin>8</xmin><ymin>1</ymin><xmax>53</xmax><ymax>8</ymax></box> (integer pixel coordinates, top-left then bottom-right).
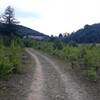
<box><xmin>26</xmin><ymin>48</ymin><xmax>99</xmax><ymax>100</ymax></box>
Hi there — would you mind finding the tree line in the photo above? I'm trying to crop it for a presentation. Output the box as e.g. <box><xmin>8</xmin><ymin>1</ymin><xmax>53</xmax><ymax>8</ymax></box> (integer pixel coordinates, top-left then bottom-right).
<box><xmin>57</xmin><ymin>23</ymin><xmax>100</xmax><ymax>43</ymax></box>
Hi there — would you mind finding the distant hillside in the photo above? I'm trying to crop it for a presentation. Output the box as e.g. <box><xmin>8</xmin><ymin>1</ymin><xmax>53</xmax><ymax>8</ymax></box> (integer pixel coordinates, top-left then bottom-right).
<box><xmin>68</xmin><ymin>23</ymin><xmax>100</xmax><ymax>43</ymax></box>
<box><xmin>0</xmin><ymin>23</ymin><xmax>48</xmax><ymax>39</ymax></box>
<box><xmin>15</xmin><ymin>25</ymin><xmax>46</xmax><ymax>36</ymax></box>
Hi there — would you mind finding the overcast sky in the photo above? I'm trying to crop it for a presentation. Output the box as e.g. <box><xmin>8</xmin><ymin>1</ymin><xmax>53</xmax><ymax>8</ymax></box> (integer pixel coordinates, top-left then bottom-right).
<box><xmin>0</xmin><ymin>0</ymin><xmax>100</xmax><ymax>36</ymax></box>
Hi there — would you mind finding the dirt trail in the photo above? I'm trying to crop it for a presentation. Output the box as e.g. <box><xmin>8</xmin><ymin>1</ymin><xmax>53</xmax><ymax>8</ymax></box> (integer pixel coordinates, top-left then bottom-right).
<box><xmin>0</xmin><ymin>48</ymin><xmax>99</xmax><ymax>100</ymax></box>
<box><xmin>26</xmin><ymin>50</ymin><xmax>47</xmax><ymax>100</ymax></box>
<box><xmin>26</xmin><ymin>48</ymin><xmax>99</xmax><ymax>100</ymax></box>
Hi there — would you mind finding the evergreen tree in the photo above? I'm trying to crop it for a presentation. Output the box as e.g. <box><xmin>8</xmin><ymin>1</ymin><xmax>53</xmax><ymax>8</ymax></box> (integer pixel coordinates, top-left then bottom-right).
<box><xmin>0</xmin><ymin>6</ymin><xmax>19</xmax><ymax>37</ymax></box>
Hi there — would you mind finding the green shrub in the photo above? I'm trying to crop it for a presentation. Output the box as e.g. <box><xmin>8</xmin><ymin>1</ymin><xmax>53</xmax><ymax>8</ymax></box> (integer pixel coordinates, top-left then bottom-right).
<box><xmin>0</xmin><ymin>39</ymin><xmax>22</xmax><ymax>77</ymax></box>
<box><xmin>53</xmin><ymin>40</ymin><xmax>63</xmax><ymax>50</ymax></box>
<box><xmin>31</xmin><ymin>40</ymin><xmax>100</xmax><ymax>81</ymax></box>
<box><xmin>87</xmin><ymin>68</ymin><xmax>97</xmax><ymax>81</ymax></box>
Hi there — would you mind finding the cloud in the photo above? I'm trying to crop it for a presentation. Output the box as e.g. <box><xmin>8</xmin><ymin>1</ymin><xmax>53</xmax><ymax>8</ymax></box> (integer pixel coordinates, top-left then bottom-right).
<box><xmin>16</xmin><ymin>10</ymin><xmax>41</xmax><ymax>19</ymax></box>
<box><xmin>0</xmin><ymin>0</ymin><xmax>100</xmax><ymax>35</ymax></box>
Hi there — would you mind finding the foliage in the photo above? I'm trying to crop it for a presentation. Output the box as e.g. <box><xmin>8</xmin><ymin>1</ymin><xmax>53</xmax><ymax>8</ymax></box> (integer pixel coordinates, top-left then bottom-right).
<box><xmin>0</xmin><ymin>39</ymin><xmax>22</xmax><ymax>77</ymax></box>
<box><xmin>1</xmin><ymin>6</ymin><xmax>19</xmax><ymax>24</ymax></box>
<box><xmin>53</xmin><ymin>40</ymin><xmax>63</xmax><ymax>50</ymax></box>
<box><xmin>23</xmin><ymin>38</ymin><xmax>34</xmax><ymax>47</ymax></box>
<box><xmin>30</xmin><ymin>40</ymin><xmax>100</xmax><ymax>81</ymax></box>
<box><xmin>87</xmin><ymin>68</ymin><xmax>97</xmax><ymax>81</ymax></box>
<box><xmin>62</xmin><ymin>23</ymin><xmax>100</xmax><ymax>43</ymax></box>
<box><xmin>0</xmin><ymin>6</ymin><xmax>20</xmax><ymax>46</ymax></box>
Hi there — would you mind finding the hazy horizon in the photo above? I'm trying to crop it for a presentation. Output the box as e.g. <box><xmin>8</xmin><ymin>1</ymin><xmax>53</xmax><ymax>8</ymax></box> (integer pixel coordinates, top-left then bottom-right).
<box><xmin>0</xmin><ymin>0</ymin><xmax>100</xmax><ymax>36</ymax></box>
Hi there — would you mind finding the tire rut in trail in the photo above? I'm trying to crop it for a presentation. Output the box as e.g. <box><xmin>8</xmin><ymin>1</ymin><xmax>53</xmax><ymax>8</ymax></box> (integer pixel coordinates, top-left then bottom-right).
<box><xmin>26</xmin><ymin>50</ymin><xmax>47</xmax><ymax>100</ymax></box>
<box><xmin>27</xmin><ymin>49</ymin><xmax>70</xmax><ymax>100</ymax></box>
<box><xmin>28</xmin><ymin>48</ymin><xmax>95</xmax><ymax>100</ymax></box>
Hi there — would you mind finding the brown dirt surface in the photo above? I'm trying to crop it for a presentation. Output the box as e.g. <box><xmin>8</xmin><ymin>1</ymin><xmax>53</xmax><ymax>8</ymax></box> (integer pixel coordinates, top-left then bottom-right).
<box><xmin>0</xmin><ymin>48</ymin><xmax>100</xmax><ymax>100</ymax></box>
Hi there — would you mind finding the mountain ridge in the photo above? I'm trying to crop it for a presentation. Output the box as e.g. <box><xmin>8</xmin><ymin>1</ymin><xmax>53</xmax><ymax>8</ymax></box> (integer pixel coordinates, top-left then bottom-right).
<box><xmin>0</xmin><ymin>23</ymin><xmax>48</xmax><ymax>38</ymax></box>
<box><xmin>68</xmin><ymin>23</ymin><xmax>100</xmax><ymax>43</ymax></box>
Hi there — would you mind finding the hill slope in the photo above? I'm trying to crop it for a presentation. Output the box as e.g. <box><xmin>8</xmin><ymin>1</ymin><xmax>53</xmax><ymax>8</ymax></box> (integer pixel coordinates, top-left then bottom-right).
<box><xmin>68</xmin><ymin>23</ymin><xmax>100</xmax><ymax>43</ymax></box>
<box><xmin>0</xmin><ymin>23</ymin><xmax>47</xmax><ymax>38</ymax></box>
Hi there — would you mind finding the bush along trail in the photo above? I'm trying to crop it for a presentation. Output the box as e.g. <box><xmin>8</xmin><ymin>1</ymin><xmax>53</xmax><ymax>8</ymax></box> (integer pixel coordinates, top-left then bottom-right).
<box><xmin>27</xmin><ymin>39</ymin><xmax>100</xmax><ymax>81</ymax></box>
<box><xmin>25</xmin><ymin>48</ymin><xmax>100</xmax><ymax>100</ymax></box>
<box><xmin>0</xmin><ymin>38</ymin><xmax>23</xmax><ymax>78</ymax></box>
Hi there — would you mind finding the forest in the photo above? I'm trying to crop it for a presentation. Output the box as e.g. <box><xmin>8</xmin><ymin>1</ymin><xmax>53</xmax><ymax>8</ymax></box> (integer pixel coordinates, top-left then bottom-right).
<box><xmin>58</xmin><ymin>23</ymin><xmax>100</xmax><ymax>43</ymax></box>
